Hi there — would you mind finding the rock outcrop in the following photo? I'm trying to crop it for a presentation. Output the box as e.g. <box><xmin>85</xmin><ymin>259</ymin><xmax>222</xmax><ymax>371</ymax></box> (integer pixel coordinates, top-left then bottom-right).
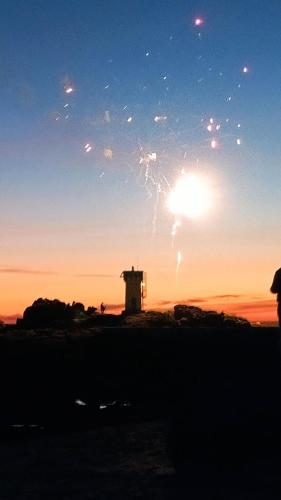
<box><xmin>174</xmin><ymin>304</ymin><xmax>251</xmax><ymax>328</ymax></box>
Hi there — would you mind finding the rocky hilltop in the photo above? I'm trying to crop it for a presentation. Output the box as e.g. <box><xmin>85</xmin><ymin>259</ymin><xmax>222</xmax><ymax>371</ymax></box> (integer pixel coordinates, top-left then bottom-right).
<box><xmin>16</xmin><ymin>298</ymin><xmax>251</xmax><ymax>329</ymax></box>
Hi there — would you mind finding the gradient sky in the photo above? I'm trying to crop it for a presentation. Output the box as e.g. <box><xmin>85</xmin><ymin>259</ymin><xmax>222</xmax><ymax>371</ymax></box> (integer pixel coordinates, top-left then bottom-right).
<box><xmin>1</xmin><ymin>0</ymin><xmax>281</xmax><ymax>323</ymax></box>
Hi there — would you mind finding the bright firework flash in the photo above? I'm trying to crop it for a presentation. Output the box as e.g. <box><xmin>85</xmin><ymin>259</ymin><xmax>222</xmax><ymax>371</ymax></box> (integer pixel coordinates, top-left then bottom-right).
<box><xmin>168</xmin><ymin>172</ymin><xmax>214</xmax><ymax>219</ymax></box>
<box><xmin>168</xmin><ymin>171</ymin><xmax>215</xmax><ymax>276</ymax></box>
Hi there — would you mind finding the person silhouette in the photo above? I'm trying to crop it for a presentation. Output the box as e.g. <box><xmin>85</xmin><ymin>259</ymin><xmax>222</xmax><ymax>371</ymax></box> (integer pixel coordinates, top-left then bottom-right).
<box><xmin>270</xmin><ymin>268</ymin><xmax>281</xmax><ymax>326</ymax></box>
<box><xmin>100</xmin><ymin>302</ymin><xmax>106</xmax><ymax>314</ymax></box>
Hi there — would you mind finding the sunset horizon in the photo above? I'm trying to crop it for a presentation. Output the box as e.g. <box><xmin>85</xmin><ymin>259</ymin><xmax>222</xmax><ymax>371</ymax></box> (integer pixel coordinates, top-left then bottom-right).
<box><xmin>0</xmin><ymin>264</ymin><xmax>278</xmax><ymax>324</ymax></box>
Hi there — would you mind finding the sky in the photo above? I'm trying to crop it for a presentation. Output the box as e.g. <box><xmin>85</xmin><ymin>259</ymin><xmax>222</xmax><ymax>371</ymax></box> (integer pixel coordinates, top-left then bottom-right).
<box><xmin>0</xmin><ymin>0</ymin><xmax>281</xmax><ymax>323</ymax></box>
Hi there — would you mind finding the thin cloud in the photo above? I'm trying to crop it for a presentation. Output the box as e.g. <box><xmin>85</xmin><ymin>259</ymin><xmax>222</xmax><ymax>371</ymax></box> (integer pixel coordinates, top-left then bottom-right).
<box><xmin>185</xmin><ymin>298</ymin><xmax>209</xmax><ymax>304</ymax></box>
<box><xmin>0</xmin><ymin>314</ymin><xmax>21</xmax><ymax>324</ymax></box>
<box><xmin>156</xmin><ymin>298</ymin><xmax>209</xmax><ymax>307</ymax></box>
<box><xmin>0</xmin><ymin>268</ymin><xmax>57</xmax><ymax>275</ymax></box>
<box><xmin>74</xmin><ymin>274</ymin><xmax>116</xmax><ymax>278</ymax></box>
<box><xmin>157</xmin><ymin>300</ymin><xmax>174</xmax><ymax>306</ymax></box>
<box><xmin>0</xmin><ymin>268</ymin><xmax>116</xmax><ymax>278</ymax></box>
<box><xmin>154</xmin><ymin>296</ymin><xmax>276</xmax><ymax>317</ymax></box>
<box><xmin>212</xmin><ymin>294</ymin><xmax>242</xmax><ymax>300</ymax></box>
<box><xmin>106</xmin><ymin>303</ymin><xmax>124</xmax><ymax>311</ymax></box>
<box><xmin>230</xmin><ymin>299</ymin><xmax>275</xmax><ymax>312</ymax></box>
<box><xmin>156</xmin><ymin>294</ymin><xmax>249</xmax><ymax>307</ymax></box>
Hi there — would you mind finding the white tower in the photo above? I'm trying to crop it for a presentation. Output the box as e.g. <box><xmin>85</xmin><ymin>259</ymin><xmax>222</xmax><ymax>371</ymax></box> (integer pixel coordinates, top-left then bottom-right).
<box><xmin>121</xmin><ymin>266</ymin><xmax>146</xmax><ymax>314</ymax></box>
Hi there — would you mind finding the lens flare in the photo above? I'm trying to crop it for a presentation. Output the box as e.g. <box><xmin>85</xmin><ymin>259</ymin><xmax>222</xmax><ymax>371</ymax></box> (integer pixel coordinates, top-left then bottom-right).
<box><xmin>168</xmin><ymin>173</ymin><xmax>213</xmax><ymax>219</ymax></box>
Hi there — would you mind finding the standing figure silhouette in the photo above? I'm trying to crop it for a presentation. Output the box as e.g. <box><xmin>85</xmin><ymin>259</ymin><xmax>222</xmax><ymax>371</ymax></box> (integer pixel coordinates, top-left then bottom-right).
<box><xmin>270</xmin><ymin>268</ymin><xmax>281</xmax><ymax>326</ymax></box>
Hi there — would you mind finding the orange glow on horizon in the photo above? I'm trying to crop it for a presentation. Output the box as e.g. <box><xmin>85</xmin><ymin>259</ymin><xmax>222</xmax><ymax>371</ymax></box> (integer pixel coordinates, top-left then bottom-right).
<box><xmin>0</xmin><ymin>253</ymin><xmax>279</xmax><ymax>325</ymax></box>
<box><xmin>0</xmin><ymin>294</ymin><xmax>278</xmax><ymax>325</ymax></box>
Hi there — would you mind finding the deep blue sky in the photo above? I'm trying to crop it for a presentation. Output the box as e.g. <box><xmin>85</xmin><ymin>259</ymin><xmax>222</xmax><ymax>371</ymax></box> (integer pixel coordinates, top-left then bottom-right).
<box><xmin>0</xmin><ymin>0</ymin><xmax>281</xmax><ymax>319</ymax></box>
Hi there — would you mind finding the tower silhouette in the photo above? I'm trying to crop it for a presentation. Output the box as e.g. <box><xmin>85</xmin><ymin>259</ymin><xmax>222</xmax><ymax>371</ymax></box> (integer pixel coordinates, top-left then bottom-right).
<box><xmin>121</xmin><ymin>266</ymin><xmax>145</xmax><ymax>314</ymax></box>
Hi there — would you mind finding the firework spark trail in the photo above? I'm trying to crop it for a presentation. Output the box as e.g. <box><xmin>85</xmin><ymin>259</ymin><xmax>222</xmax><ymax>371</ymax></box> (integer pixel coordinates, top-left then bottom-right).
<box><xmin>152</xmin><ymin>184</ymin><xmax>160</xmax><ymax>234</ymax></box>
<box><xmin>176</xmin><ymin>250</ymin><xmax>182</xmax><ymax>278</ymax></box>
<box><xmin>51</xmin><ymin>13</ymin><xmax>252</xmax><ymax>236</ymax></box>
<box><xmin>171</xmin><ymin>220</ymin><xmax>181</xmax><ymax>251</ymax></box>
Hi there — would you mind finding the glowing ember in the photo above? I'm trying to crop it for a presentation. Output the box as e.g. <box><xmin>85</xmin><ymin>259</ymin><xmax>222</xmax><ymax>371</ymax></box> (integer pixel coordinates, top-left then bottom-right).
<box><xmin>75</xmin><ymin>399</ymin><xmax>87</xmax><ymax>406</ymax></box>
<box><xmin>104</xmin><ymin>148</ymin><xmax>113</xmax><ymax>159</ymax></box>
<box><xmin>168</xmin><ymin>173</ymin><xmax>213</xmax><ymax>219</ymax></box>
<box><xmin>139</xmin><ymin>152</ymin><xmax>157</xmax><ymax>166</ymax></box>
<box><xmin>104</xmin><ymin>110</ymin><xmax>111</xmax><ymax>123</ymax></box>
<box><xmin>65</xmin><ymin>86</ymin><xmax>74</xmax><ymax>94</ymax></box>
<box><xmin>154</xmin><ymin>115</ymin><xmax>167</xmax><ymax>123</ymax></box>
<box><xmin>84</xmin><ymin>143</ymin><xmax>92</xmax><ymax>153</ymax></box>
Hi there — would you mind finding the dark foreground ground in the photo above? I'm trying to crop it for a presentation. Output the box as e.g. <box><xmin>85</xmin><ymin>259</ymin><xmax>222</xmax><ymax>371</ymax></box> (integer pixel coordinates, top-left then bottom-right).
<box><xmin>0</xmin><ymin>421</ymin><xmax>173</xmax><ymax>500</ymax></box>
<box><xmin>2</xmin><ymin>419</ymin><xmax>281</xmax><ymax>500</ymax></box>
<box><xmin>1</xmin><ymin>326</ymin><xmax>281</xmax><ymax>499</ymax></box>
